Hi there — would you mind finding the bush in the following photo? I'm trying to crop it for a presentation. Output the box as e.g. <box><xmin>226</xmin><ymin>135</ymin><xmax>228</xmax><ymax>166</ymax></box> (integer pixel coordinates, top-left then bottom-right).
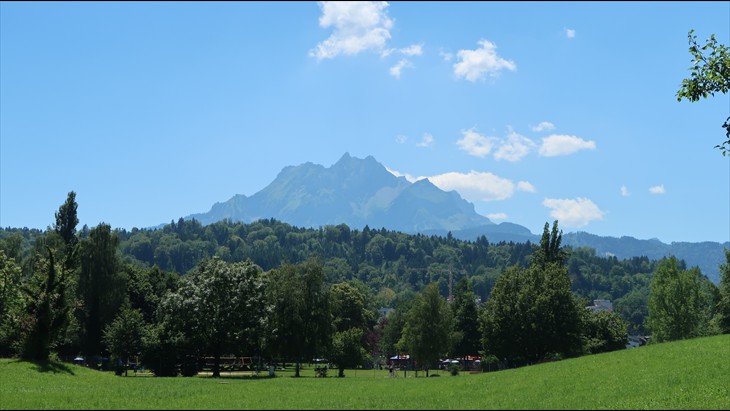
<box><xmin>315</xmin><ymin>366</ymin><xmax>328</xmax><ymax>378</ymax></box>
<box><xmin>448</xmin><ymin>363</ymin><xmax>460</xmax><ymax>376</ymax></box>
<box><xmin>179</xmin><ymin>355</ymin><xmax>199</xmax><ymax>377</ymax></box>
<box><xmin>480</xmin><ymin>354</ymin><xmax>501</xmax><ymax>372</ymax></box>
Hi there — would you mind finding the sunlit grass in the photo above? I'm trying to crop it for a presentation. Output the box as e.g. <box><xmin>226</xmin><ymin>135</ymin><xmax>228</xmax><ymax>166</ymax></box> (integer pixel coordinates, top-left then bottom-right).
<box><xmin>1</xmin><ymin>334</ymin><xmax>728</xmax><ymax>409</ymax></box>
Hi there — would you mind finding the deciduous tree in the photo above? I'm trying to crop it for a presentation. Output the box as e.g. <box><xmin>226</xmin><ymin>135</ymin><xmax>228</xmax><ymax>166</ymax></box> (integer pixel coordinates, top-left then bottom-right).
<box><xmin>480</xmin><ymin>262</ymin><xmax>583</xmax><ymax>364</ymax></box>
<box><xmin>401</xmin><ymin>283</ymin><xmax>453</xmax><ymax>376</ymax></box>
<box><xmin>581</xmin><ymin>308</ymin><xmax>628</xmax><ymax>354</ymax></box>
<box><xmin>677</xmin><ymin>29</ymin><xmax>730</xmax><ymax>155</ymax></box>
<box><xmin>329</xmin><ymin>327</ymin><xmax>368</xmax><ymax>377</ymax></box>
<box><xmin>265</xmin><ymin>259</ymin><xmax>332</xmax><ymax>377</ymax></box>
<box><xmin>162</xmin><ymin>257</ymin><xmax>266</xmax><ymax>378</ymax></box>
<box><xmin>20</xmin><ymin>248</ymin><xmax>70</xmax><ymax>361</ymax></box>
<box><xmin>716</xmin><ymin>250</ymin><xmax>730</xmax><ymax>333</ymax></box>
<box><xmin>0</xmin><ymin>251</ymin><xmax>23</xmax><ymax>356</ymax></box>
<box><xmin>103</xmin><ymin>307</ymin><xmax>146</xmax><ymax>376</ymax></box>
<box><xmin>647</xmin><ymin>256</ymin><xmax>706</xmax><ymax>342</ymax></box>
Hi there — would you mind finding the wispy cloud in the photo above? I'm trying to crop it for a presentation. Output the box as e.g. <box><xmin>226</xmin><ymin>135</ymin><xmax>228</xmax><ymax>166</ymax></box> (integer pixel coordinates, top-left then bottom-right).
<box><xmin>487</xmin><ymin>213</ymin><xmax>508</xmax><ymax>220</ymax></box>
<box><xmin>395</xmin><ymin>135</ymin><xmax>408</xmax><ymax>144</ymax></box>
<box><xmin>494</xmin><ymin>129</ymin><xmax>537</xmax><ymax>162</ymax></box>
<box><xmin>416</xmin><ymin>133</ymin><xmax>435</xmax><ymax>148</ymax></box>
<box><xmin>621</xmin><ymin>185</ymin><xmax>630</xmax><ymax>197</ymax></box>
<box><xmin>310</xmin><ymin>1</ymin><xmax>394</xmax><ymax>60</ymax></box>
<box><xmin>381</xmin><ymin>43</ymin><xmax>424</xmax><ymax>58</ymax></box>
<box><xmin>543</xmin><ymin>197</ymin><xmax>605</xmax><ymax>228</ymax></box>
<box><xmin>453</xmin><ymin>39</ymin><xmax>516</xmax><ymax>82</ymax></box>
<box><xmin>531</xmin><ymin>121</ymin><xmax>556</xmax><ymax>132</ymax></box>
<box><xmin>539</xmin><ymin>134</ymin><xmax>596</xmax><ymax>157</ymax></box>
<box><xmin>428</xmin><ymin>171</ymin><xmax>535</xmax><ymax>202</ymax></box>
<box><xmin>389</xmin><ymin>59</ymin><xmax>412</xmax><ymax>78</ymax></box>
<box><xmin>649</xmin><ymin>185</ymin><xmax>665</xmax><ymax>194</ymax></box>
<box><xmin>564</xmin><ymin>28</ymin><xmax>576</xmax><ymax>39</ymax></box>
<box><xmin>456</xmin><ymin>128</ymin><xmax>497</xmax><ymax>157</ymax></box>
<box><xmin>439</xmin><ymin>50</ymin><xmax>453</xmax><ymax>62</ymax></box>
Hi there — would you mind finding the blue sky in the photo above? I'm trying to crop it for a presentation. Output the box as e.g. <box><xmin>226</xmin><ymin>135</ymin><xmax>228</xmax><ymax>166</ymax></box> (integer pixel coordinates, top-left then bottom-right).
<box><xmin>1</xmin><ymin>1</ymin><xmax>728</xmax><ymax>244</ymax></box>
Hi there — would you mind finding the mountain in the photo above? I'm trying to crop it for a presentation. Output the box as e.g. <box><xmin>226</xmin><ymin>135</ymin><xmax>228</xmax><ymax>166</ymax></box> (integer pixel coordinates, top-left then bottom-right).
<box><xmin>186</xmin><ymin>152</ymin><xmax>509</xmax><ymax>234</ymax></box>
<box><xmin>561</xmin><ymin>232</ymin><xmax>728</xmax><ymax>284</ymax></box>
<box><xmin>443</xmin><ymin>227</ymin><xmax>727</xmax><ymax>284</ymax></box>
<box><xmin>185</xmin><ymin>152</ymin><xmax>727</xmax><ymax>284</ymax></box>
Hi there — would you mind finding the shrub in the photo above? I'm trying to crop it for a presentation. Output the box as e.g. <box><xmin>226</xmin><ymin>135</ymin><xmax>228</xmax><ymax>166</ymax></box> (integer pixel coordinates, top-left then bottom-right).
<box><xmin>315</xmin><ymin>366</ymin><xmax>328</xmax><ymax>378</ymax></box>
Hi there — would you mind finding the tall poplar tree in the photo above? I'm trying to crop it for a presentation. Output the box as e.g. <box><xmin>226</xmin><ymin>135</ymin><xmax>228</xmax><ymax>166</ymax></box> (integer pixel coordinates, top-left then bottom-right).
<box><xmin>76</xmin><ymin>223</ymin><xmax>127</xmax><ymax>358</ymax></box>
<box><xmin>452</xmin><ymin>278</ymin><xmax>480</xmax><ymax>359</ymax></box>
<box><xmin>54</xmin><ymin>191</ymin><xmax>79</xmax><ymax>249</ymax></box>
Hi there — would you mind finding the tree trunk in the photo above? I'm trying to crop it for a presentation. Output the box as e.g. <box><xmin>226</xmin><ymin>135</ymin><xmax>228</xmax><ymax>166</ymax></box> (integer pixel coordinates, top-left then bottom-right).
<box><xmin>295</xmin><ymin>360</ymin><xmax>300</xmax><ymax>377</ymax></box>
<box><xmin>339</xmin><ymin>367</ymin><xmax>344</xmax><ymax>377</ymax></box>
<box><xmin>213</xmin><ymin>348</ymin><xmax>221</xmax><ymax>378</ymax></box>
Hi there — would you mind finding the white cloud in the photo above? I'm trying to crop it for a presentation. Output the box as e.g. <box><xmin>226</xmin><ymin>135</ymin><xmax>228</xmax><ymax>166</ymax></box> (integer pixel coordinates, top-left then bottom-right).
<box><xmin>428</xmin><ymin>171</ymin><xmax>533</xmax><ymax>202</ymax></box>
<box><xmin>385</xmin><ymin>167</ymin><xmax>420</xmax><ymax>183</ymax></box>
<box><xmin>395</xmin><ymin>135</ymin><xmax>407</xmax><ymax>144</ymax></box>
<box><xmin>621</xmin><ymin>185</ymin><xmax>630</xmax><ymax>197</ymax></box>
<box><xmin>487</xmin><ymin>213</ymin><xmax>508</xmax><ymax>220</ymax></box>
<box><xmin>382</xmin><ymin>43</ymin><xmax>424</xmax><ymax>58</ymax></box>
<box><xmin>542</xmin><ymin>197</ymin><xmax>605</xmax><ymax>228</ymax></box>
<box><xmin>531</xmin><ymin>121</ymin><xmax>556</xmax><ymax>132</ymax></box>
<box><xmin>439</xmin><ymin>50</ymin><xmax>453</xmax><ymax>62</ymax></box>
<box><xmin>564</xmin><ymin>28</ymin><xmax>576</xmax><ymax>39</ymax></box>
<box><xmin>649</xmin><ymin>185</ymin><xmax>665</xmax><ymax>194</ymax></box>
<box><xmin>416</xmin><ymin>133</ymin><xmax>435</xmax><ymax>148</ymax></box>
<box><xmin>385</xmin><ymin>166</ymin><xmax>535</xmax><ymax>204</ymax></box>
<box><xmin>310</xmin><ymin>1</ymin><xmax>394</xmax><ymax>60</ymax></box>
<box><xmin>453</xmin><ymin>39</ymin><xmax>516</xmax><ymax>82</ymax></box>
<box><xmin>456</xmin><ymin>128</ymin><xmax>497</xmax><ymax>158</ymax></box>
<box><xmin>389</xmin><ymin>59</ymin><xmax>412</xmax><ymax>78</ymax></box>
<box><xmin>399</xmin><ymin>43</ymin><xmax>423</xmax><ymax>56</ymax></box>
<box><xmin>517</xmin><ymin>181</ymin><xmax>536</xmax><ymax>193</ymax></box>
<box><xmin>539</xmin><ymin>134</ymin><xmax>596</xmax><ymax>157</ymax></box>
<box><xmin>494</xmin><ymin>129</ymin><xmax>537</xmax><ymax>162</ymax></box>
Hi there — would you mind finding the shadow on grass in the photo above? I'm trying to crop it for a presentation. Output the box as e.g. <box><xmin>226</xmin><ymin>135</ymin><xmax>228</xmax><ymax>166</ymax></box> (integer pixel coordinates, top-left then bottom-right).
<box><xmin>30</xmin><ymin>360</ymin><xmax>76</xmax><ymax>375</ymax></box>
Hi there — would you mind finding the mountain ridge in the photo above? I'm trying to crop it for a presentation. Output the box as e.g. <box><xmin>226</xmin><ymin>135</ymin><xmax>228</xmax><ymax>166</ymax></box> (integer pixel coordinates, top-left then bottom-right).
<box><xmin>184</xmin><ymin>153</ymin><xmax>727</xmax><ymax>283</ymax></box>
<box><xmin>186</xmin><ymin>152</ymin><xmax>496</xmax><ymax>233</ymax></box>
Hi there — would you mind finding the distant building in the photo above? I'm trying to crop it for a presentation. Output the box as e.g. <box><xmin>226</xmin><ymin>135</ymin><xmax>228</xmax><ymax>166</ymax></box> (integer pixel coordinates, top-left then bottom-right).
<box><xmin>586</xmin><ymin>299</ymin><xmax>613</xmax><ymax>313</ymax></box>
<box><xmin>626</xmin><ymin>335</ymin><xmax>649</xmax><ymax>349</ymax></box>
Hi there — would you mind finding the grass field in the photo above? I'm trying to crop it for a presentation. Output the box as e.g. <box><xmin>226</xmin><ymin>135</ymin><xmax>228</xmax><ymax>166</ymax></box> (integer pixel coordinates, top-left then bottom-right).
<box><xmin>1</xmin><ymin>334</ymin><xmax>728</xmax><ymax>410</ymax></box>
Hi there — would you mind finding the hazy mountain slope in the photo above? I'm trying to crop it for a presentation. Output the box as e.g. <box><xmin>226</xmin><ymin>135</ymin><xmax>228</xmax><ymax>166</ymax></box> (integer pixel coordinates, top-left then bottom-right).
<box><xmin>185</xmin><ymin>153</ymin><xmax>727</xmax><ymax>283</ymax></box>
<box><xmin>186</xmin><ymin>153</ymin><xmax>497</xmax><ymax>233</ymax></box>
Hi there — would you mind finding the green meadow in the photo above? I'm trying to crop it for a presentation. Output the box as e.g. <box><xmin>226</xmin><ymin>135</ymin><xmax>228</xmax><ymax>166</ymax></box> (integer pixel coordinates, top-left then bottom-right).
<box><xmin>1</xmin><ymin>334</ymin><xmax>728</xmax><ymax>410</ymax></box>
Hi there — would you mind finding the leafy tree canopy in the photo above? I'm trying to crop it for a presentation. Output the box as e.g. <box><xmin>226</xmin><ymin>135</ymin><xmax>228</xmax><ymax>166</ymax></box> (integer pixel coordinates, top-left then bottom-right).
<box><xmin>677</xmin><ymin>29</ymin><xmax>730</xmax><ymax>155</ymax></box>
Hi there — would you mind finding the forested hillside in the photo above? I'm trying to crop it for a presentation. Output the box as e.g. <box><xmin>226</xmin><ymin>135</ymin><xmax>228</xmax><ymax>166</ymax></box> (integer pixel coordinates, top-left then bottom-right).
<box><xmin>1</xmin><ymin>217</ymin><xmax>683</xmax><ymax>334</ymax></box>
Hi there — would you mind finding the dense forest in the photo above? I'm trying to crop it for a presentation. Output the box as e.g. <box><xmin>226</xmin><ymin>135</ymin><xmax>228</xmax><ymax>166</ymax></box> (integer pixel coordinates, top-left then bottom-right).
<box><xmin>1</xmin><ymin>215</ymin><xmax>686</xmax><ymax>335</ymax></box>
<box><xmin>2</xmin><ymin>192</ymin><xmax>727</xmax><ymax>379</ymax></box>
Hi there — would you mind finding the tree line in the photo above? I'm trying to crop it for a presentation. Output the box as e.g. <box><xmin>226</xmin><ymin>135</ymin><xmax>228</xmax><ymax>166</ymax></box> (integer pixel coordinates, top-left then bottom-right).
<box><xmin>1</xmin><ymin>192</ymin><xmax>728</xmax><ymax>377</ymax></box>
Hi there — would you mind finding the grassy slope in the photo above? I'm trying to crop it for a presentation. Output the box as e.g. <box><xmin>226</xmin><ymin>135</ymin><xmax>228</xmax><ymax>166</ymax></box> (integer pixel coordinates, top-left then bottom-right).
<box><xmin>1</xmin><ymin>334</ymin><xmax>728</xmax><ymax>410</ymax></box>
